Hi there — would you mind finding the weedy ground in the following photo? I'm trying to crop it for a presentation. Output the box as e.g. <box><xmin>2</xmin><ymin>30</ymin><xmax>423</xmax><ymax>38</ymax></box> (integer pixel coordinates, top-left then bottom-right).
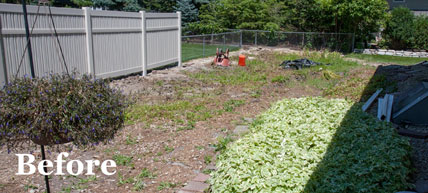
<box><xmin>0</xmin><ymin>48</ymin><xmax>422</xmax><ymax>193</ymax></box>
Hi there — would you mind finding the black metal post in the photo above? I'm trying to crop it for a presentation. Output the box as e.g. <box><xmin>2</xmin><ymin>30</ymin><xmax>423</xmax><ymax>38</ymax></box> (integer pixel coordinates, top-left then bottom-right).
<box><xmin>22</xmin><ymin>1</ymin><xmax>49</xmax><ymax>193</ymax></box>
<box><xmin>21</xmin><ymin>0</ymin><xmax>35</xmax><ymax>78</ymax></box>
<box><xmin>255</xmin><ymin>31</ymin><xmax>257</xmax><ymax>46</ymax></box>
<box><xmin>351</xmin><ymin>33</ymin><xmax>355</xmax><ymax>52</ymax></box>
<box><xmin>239</xmin><ymin>30</ymin><xmax>242</xmax><ymax>48</ymax></box>
<box><xmin>202</xmin><ymin>36</ymin><xmax>205</xmax><ymax>57</ymax></box>
<box><xmin>40</xmin><ymin>145</ymin><xmax>51</xmax><ymax>193</ymax></box>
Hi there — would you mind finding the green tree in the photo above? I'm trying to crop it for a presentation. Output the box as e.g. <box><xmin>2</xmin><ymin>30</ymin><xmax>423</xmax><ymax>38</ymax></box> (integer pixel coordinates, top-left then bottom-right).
<box><xmin>92</xmin><ymin>0</ymin><xmax>141</xmax><ymax>11</ymax></box>
<box><xmin>140</xmin><ymin>0</ymin><xmax>176</xmax><ymax>12</ymax></box>
<box><xmin>413</xmin><ymin>15</ymin><xmax>428</xmax><ymax>50</ymax></box>
<box><xmin>71</xmin><ymin>0</ymin><xmax>93</xmax><ymax>7</ymax></box>
<box><xmin>382</xmin><ymin>7</ymin><xmax>415</xmax><ymax>50</ymax></box>
<box><xmin>279</xmin><ymin>0</ymin><xmax>388</xmax><ymax>44</ymax></box>
<box><xmin>333</xmin><ymin>0</ymin><xmax>389</xmax><ymax>46</ymax></box>
<box><xmin>280</xmin><ymin>0</ymin><xmax>332</xmax><ymax>32</ymax></box>
<box><xmin>187</xmin><ymin>0</ymin><xmax>281</xmax><ymax>34</ymax></box>
<box><xmin>175</xmin><ymin>0</ymin><xmax>198</xmax><ymax>26</ymax></box>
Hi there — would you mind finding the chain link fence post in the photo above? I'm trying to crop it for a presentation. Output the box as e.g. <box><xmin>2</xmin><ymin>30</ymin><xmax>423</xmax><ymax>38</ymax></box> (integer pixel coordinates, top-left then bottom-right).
<box><xmin>255</xmin><ymin>31</ymin><xmax>257</xmax><ymax>46</ymax></box>
<box><xmin>351</xmin><ymin>33</ymin><xmax>355</xmax><ymax>53</ymax></box>
<box><xmin>302</xmin><ymin>33</ymin><xmax>305</xmax><ymax>47</ymax></box>
<box><xmin>240</xmin><ymin>30</ymin><xmax>242</xmax><ymax>47</ymax></box>
<box><xmin>203</xmin><ymin>36</ymin><xmax>205</xmax><ymax>57</ymax></box>
<box><xmin>223</xmin><ymin>34</ymin><xmax>226</xmax><ymax>50</ymax></box>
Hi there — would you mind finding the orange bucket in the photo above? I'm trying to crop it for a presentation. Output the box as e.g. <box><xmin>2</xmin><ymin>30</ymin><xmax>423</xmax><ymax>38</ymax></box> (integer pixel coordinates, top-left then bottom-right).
<box><xmin>238</xmin><ymin>54</ymin><xmax>246</xmax><ymax>66</ymax></box>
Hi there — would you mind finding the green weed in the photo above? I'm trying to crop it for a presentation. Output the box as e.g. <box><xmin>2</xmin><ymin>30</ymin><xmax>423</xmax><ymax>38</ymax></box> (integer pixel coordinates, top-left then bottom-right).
<box><xmin>215</xmin><ymin>135</ymin><xmax>234</xmax><ymax>152</ymax></box>
<box><xmin>157</xmin><ymin>181</ymin><xmax>177</xmax><ymax>191</ymax></box>
<box><xmin>138</xmin><ymin>168</ymin><xmax>157</xmax><ymax>179</ymax></box>
<box><xmin>204</xmin><ymin>155</ymin><xmax>213</xmax><ymax>164</ymax></box>
<box><xmin>223</xmin><ymin>99</ymin><xmax>245</xmax><ymax>112</ymax></box>
<box><xmin>164</xmin><ymin>145</ymin><xmax>174</xmax><ymax>153</ymax></box>
<box><xmin>112</xmin><ymin>154</ymin><xmax>133</xmax><ymax>167</ymax></box>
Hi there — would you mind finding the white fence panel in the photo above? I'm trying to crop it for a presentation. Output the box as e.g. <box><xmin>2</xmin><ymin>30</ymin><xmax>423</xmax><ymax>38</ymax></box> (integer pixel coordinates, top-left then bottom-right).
<box><xmin>0</xmin><ymin>3</ymin><xmax>181</xmax><ymax>86</ymax></box>
<box><xmin>0</xmin><ymin>4</ymin><xmax>87</xmax><ymax>81</ymax></box>
<box><xmin>89</xmin><ymin>9</ymin><xmax>142</xmax><ymax>78</ymax></box>
<box><xmin>145</xmin><ymin>12</ymin><xmax>180</xmax><ymax>69</ymax></box>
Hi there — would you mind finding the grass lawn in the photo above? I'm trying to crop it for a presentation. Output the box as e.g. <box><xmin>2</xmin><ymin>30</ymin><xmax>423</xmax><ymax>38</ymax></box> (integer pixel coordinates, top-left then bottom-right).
<box><xmin>182</xmin><ymin>43</ymin><xmax>240</xmax><ymax>62</ymax></box>
<box><xmin>346</xmin><ymin>53</ymin><xmax>427</xmax><ymax>66</ymax></box>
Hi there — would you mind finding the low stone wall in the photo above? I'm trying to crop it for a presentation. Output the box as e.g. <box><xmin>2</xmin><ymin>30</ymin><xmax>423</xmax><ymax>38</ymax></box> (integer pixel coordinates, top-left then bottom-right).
<box><xmin>354</xmin><ymin>49</ymin><xmax>428</xmax><ymax>58</ymax></box>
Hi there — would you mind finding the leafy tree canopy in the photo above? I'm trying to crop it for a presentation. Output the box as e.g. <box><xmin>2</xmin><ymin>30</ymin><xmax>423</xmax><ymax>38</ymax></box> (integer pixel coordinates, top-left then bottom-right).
<box><xmin>187</xmin><ymin>0</ymin><xmax>281</xmax><ymax>34</ymax></box>
<box><xmin>188</xmin><ymin>0</ymin><xmax>388</xmax><ymax>43</ymax></box>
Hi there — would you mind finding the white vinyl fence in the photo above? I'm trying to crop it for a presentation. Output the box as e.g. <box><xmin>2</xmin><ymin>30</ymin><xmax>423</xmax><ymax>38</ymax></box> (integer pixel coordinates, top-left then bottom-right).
<box><xmin>0</xmin><ymin>3</ymin><xmax>181</xmax><ymax>86</ymax></box>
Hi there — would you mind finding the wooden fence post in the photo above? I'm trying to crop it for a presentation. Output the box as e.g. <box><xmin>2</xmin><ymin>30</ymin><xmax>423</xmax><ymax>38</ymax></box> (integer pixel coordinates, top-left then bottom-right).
<box><xmin>83</xmin><ymin>7</ymin><xmax>95</xmax><ymax>78</ymax></box>
<box><xmin>140</xmin><ymin>11</ymin><xmax>147</xmax><ymax>76</ymax></box>
<box><xmin>177</xmin><ymin>11</ymin><xmax>182</xmax><ymax>67</ymax></box>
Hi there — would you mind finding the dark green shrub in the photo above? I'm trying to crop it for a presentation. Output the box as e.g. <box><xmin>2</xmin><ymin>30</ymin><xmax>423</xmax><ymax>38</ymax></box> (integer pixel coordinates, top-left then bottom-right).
<box><xmin>383</xmin><ymin>7</ymin><xmax>415</xmax><ymax>50</ymax></box>
<box><xmin>0</xmin><ymin>73</ymin><xmax>127</xmax><ymax>152</ymax></box>
<box><xmin>413</xmin><ymin>15</ymin><xmax>428</xmax><ymax>50</ymax></box>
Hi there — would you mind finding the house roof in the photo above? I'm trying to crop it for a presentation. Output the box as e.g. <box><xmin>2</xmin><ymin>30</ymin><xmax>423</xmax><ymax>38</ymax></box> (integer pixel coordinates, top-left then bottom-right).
<box><xmin>387</xmin><ymin>0</ymin><xmax>428</xmax><ymax>11</ymax></box>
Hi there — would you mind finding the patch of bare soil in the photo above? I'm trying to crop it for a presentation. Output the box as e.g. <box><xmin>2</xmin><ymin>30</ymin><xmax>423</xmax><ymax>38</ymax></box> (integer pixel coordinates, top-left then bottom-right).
<box><xmin>0</xmin><ymin>47</ymin><xmax>315</xmax><ymax>193</ymax></box>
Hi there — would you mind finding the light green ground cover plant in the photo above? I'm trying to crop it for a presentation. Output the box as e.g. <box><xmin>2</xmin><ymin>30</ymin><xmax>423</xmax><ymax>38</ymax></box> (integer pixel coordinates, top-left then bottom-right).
<box><xmin>210</xmin><ymin>97</ymin><xmax>411</xmax><ymax>193</ymax></box>
<box><xmin>346</xmin><ymin>53</ymin><xmax>427</xmax><ymax>66</ymax></box>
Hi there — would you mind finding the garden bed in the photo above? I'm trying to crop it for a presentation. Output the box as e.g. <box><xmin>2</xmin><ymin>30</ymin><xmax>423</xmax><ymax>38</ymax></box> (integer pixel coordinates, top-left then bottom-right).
<box><xmin>211</xmin><ymin>97</ymin><xmax>412</xmax><ymax>192</ymax></box>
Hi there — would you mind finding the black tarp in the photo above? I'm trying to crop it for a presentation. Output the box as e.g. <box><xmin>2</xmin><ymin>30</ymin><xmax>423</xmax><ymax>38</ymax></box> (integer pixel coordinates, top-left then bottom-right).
<box><xmin>280</xmin><ymin>58</ymin><xmax>329</xmax><ymax>70</ymax></box>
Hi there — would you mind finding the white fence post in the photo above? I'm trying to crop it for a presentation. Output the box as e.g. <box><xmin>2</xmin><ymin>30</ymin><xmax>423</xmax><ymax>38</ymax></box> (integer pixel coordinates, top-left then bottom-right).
<box><xmin>140</xmin><ymin>11</ymin><xmax>147</xmax><ymax>76</ymax></box>
<box><xmin>177</xmin><ymin>11</ymin><xmax>182</xmax><ymax>67</ymax></box>
<box><xmin>0</xmin><ymin>21</ymin><xmax>7</xmax><ymax>86</ymax></box>
<box><xmin>83</xmin><ymin>7</ymin><xmax>95</xmax><ymax>78</ymax></box>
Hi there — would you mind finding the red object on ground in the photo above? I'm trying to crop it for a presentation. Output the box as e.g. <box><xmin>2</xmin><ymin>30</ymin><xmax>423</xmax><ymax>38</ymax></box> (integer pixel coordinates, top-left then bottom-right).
<box><xmin>238</xmin><ymin>54</ymin><xmax>246</xmax><ymax>66</ymax></box>
<box><xmin>213</xmin><ymin>48</ymin><xmax>230</xmax><ymax>66</ymax></box>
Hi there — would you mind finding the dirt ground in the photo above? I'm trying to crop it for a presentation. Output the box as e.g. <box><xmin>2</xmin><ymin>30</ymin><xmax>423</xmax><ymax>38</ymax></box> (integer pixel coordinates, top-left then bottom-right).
<box><xmin>0</xmin><ymin>46</ymin><xmax>425</xmax><ymax>193</ymax></box>
<box><xmin>0</xmin><ymin>47</ymin><xmax>317</xmax><ymax>193</ymax></box>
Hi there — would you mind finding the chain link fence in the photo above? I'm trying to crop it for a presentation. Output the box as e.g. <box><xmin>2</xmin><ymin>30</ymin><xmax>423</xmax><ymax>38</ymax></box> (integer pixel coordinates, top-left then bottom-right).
<box><xmin>181</xmin><ymin>32</ymin><xmax>242</xmax><ymax>62</ymax></box>
<box><xmin>181</xmin><ymin>30</ymin><xmax>355</xmax><ymax>62</ymax></box>
<box><xmin>237</xmin><ymin>30</ymin><xmax>354</xmax><ymax>53</ymax></box>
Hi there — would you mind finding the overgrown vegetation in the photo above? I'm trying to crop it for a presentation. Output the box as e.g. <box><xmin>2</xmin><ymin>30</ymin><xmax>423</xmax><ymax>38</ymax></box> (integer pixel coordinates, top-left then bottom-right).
<box><xmin>383</xmin><ymin>7</ymin><xmax>428</xmax><ymax>50</ymax></box>
<box><xmin>0</xmin><ymin>73</ymin><xmax>127</xmax><ymax>151</ymax></box>
<box><xmin>210</xmin><ymin>97</ymin><xmax>412</xmax><ymax>192</ymax></box>
<box><xmin>125</xmin><ymin>99</ymin><xmax>217</xmax><ymax>131</ymax></box>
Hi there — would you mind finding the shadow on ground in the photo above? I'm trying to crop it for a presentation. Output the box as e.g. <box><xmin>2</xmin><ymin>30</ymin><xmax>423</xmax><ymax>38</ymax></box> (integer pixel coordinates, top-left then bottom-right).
<box><xmin>303</xmin><ymin>61</ymin><xmax>428</xmax><ymax>192</ymax></box>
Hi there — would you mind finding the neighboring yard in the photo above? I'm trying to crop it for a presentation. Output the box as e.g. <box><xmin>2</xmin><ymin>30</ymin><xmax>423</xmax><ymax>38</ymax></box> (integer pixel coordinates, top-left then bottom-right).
<box><xmin>346</xmin><ymin>53</ymin><xmax>428</xmax><ymax>66</ymax></box>
<box><xmin>0</xmin><ymin>47</ymin><xmax>421</xmax><ymax>193</ymax></box>
<box><xmin>182</xmin><ymin>43</ymin><xmax>240</xmax><ymax>62</ymax></box>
